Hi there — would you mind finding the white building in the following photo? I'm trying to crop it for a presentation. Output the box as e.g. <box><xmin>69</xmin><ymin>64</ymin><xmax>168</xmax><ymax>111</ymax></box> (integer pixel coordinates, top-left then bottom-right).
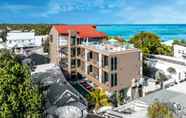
<box><xmin>104</xmin><ymin>81</ymin><xmax>186</xmax><ymax>118</ymax></box>
<box><xmin>35</xmin><ymin>35</ymin><xmax>48</xmax><ymax>46</ymax></box>
<box><xmin>6</xmin><ymin>30</ymin><xmax>36</xmax><ymax>48</ymax></box>
<box><xmin>146</xmin><ymin>55</ymin><xmax>186</xmax><ymax>84</ymax></box>
<box><xmin>174</xmin><ymin>44</ymin><xmax>186</xmax><ymax>60</ymax></box>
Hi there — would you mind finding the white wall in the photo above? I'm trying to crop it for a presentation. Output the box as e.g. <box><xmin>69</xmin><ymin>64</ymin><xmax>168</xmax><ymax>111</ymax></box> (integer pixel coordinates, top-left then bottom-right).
<box><xmin>174</xmin><ymin>44</ymin><xmax>186</xmax><ymax>60</ymax></box>
<box><xmin>6</xmin><ymin>31</ymin><xmax>36</xmax><ymax>48</ymax></box>
<box><xmin>146</xmin><ymin>55</ymin><xmax>186</xmax><ymax>83</ymax></box>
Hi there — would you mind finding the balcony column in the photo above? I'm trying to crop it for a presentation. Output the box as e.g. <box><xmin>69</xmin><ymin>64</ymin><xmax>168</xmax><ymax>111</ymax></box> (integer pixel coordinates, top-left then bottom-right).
<box><xmin>85</xmin><ymin>49</ymin><xmax>88</xmax><ymax>74</ymax></box>
<box><xmin>99</xmin><ymin>53</ymin><xmax>102</xmax><ymax>83</ymax></box>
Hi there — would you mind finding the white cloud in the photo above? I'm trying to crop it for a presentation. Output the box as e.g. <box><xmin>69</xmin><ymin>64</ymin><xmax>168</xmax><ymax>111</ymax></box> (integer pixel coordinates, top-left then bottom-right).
<box><xmin>117</xmin><ymin>0</ymin><xmax>186</xmax><ymax>24</ymax></box>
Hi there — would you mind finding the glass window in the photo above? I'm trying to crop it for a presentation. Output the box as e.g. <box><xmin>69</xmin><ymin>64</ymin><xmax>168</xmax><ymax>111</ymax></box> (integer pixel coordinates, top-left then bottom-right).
<box><xmin>111</xmin><ymin>73</ymin><xmax>117</xmax><ymax>87</ymax></box>
<box><xmin>111</xmin><ymin>57</ymin><xmax>114</xmax><ymax>70</ymax></box>
<box><xmin>111</xmin><ymin>74</ymin><xmax>114</xmax><ymax>87</ymax></box>
<box><xmin>114</xmin><ymin>57</ymin><xmax>117</xmax><ymax>70</ymax></box>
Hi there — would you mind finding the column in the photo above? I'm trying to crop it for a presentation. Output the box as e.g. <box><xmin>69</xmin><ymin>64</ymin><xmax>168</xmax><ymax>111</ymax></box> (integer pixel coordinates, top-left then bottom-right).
<box><xmin>99</xmin><ymin>53</ymin><xmax>102</xmax><ymax>83</ymax></box>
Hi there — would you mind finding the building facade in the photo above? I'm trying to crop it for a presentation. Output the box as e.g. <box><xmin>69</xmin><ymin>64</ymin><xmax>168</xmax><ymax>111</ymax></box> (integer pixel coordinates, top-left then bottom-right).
<box><xmin>49</xmin><ymin>25</ymin><xmax>142</xmax><ymax>96</ymax></box>
<box><xmin>174</xmin><ymin>44</ymin><xmax>186</xmax><ymax>60</ymax></box>
<box><xmin>146</xmin><ymin>55</ymin><xmax>186</xmax><ymax>84</ymax></box>
<box><xmin>49</xmin><ymin>25</ymin><xmax>106</xmax><ymax>77</ymax></box>
<box><xmin>6</xmin><ymin>30</ymin><xmax>36</xmax><ymax>48</ymax></box>
<box><xmin>77</xmin><ymin>43</ymin><xmax>142</xmax><ymax>95</ymax></box>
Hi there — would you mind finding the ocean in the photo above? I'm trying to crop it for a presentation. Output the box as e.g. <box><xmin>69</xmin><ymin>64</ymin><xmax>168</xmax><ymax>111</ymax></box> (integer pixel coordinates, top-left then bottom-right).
<box><xmin>97</xmin><ymin>24</ymin><xmax>186</xmax><ymax>41</ymax></box>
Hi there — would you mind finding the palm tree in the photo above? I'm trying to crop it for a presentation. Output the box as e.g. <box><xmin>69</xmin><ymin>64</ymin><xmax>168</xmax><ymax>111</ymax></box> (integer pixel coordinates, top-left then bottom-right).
<box><xmin>87</xmin><ymin>89</ymin><xmax>111</xmax><ymax>111</ymax></box>
<box><xmin>155</xmin><ymin>70</ymin><xmax>168</xmax><ymax>89</ymax></box>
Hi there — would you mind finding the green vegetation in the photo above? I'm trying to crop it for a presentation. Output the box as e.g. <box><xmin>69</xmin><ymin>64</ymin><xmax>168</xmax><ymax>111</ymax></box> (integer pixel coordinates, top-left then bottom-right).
<box><xmin>0</xmin><ymin>49</ymin><xmax>43</xmax><ymax>117</ymax></box>
<box><xmin>148</xmin><ymin>101</ymin><xmax>173</xmax><ymax>118</ymax></box>
<box><xmin>155</xmin><ymin>70</ymin><xmax>168</xmax><ymax>89</ymax></box>
<box><xmin>173</xmin><ymin>39</ymin><xmax>186</xmax><ymax>47</ymax></box>
<box><xmin>130</xmin><ymin>32</ymin><xmax>172</xmax><ymax>57</ymax></box>
<box><xmin>87</xmin><ymin>89</ymin><xmax>111</xmax><ymax>111</ymax></box>
<box><xmin>0</xmin><ymin>24</ymin><xmax>51</xmax><ymax>35</ymax></box>
<box><xmin>167</xmin><ymin>67</ymin><xmax>176</xmax><ymax>74</ymax></box>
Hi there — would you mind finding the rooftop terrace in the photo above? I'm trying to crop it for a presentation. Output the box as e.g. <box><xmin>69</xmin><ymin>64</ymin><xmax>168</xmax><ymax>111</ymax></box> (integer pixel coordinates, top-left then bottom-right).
<box><xmin>80</xmin><ymin>41</ymin><xmax>138</xmax><ymax>55</ymax></box>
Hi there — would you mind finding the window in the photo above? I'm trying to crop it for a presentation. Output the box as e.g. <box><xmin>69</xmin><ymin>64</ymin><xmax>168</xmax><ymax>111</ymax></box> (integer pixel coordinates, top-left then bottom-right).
<box><xmin>178</xmin><ymin>50</ymin><xmax>181</xmax><ymax>53</ymax></box>
<box><xmin>102</xmin><ymin>72</ymin><xmax>108</xmax><ymax>83</ymax></box>
<box><xmin>111</xmin><ymin>57</ymin><xmax>117</xmax><ymax>71</ymax></box>
<box><xmin>114</xmin><ymin>57</ymin><xmax>117</xmax><ymax>70</ymax></box>
<box><xmin>104</xmin><ymin>56</ymin><xmax>108</xmax><ymax>66</ymax></box>
<box><xmin>77</xmin><ymin>60</ymin><xmax>80</xmax><ymax>67</ymax></box>
<box><xmin>9</xmin><ymin>40</ymin><xmax>12</xmax><ymax>44</ymax></box>
<box><xmin>88</xmin><ymin>51</ymin><xmax>93</xmax><ymax>60</ymax></box>
<box><xmin>50</xmin><ymin>35</ymin><xmax>53</xmax><ymax>42</ymax></box>
<box><xmin>88</xmin><ymin>65</ymin><xmax>93</xmax><ymax>73</ymax></box>
<box><xmin>111</xmin><ymin>73</ymin><xmax>117</xmax><ymax>87</ymax></box>
<box><xmin>111</xmin><ymin>57</ymin><xmax>114</xmax><ymax>70</ymax></box>
<box><xmin>71</xmin><ymin>59</ymin><xmax>76</xmax><ymax>67</ymax></box>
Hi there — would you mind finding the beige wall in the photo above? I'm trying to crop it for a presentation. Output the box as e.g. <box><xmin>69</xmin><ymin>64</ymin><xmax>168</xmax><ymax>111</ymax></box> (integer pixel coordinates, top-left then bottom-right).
<box><xmin>110</xmin><ymin>51</ymin><xmax>142</xmax><ymax>92</ymax></box>
<box><xmin>49</xmin><ymin>27</ymin><xmax>60</xmax><ymax>64</ymax></box>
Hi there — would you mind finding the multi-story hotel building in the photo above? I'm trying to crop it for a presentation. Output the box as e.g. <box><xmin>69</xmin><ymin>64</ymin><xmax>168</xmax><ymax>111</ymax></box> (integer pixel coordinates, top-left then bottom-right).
<box><xmin>49</xmin><ymin>25</ymin><xmax>142</xmax><ymax>96</ymax></box>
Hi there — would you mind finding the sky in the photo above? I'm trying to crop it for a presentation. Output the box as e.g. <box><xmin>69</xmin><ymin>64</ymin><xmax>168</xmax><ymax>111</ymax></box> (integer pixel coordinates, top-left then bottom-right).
<box><xmin>1</xmin><ymin>0</ymin><xmax>186</xmax><ymax>24</ymax></box>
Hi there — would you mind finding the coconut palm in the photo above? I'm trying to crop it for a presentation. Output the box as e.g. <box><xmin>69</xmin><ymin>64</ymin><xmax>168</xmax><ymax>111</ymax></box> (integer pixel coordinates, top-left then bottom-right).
<box><xmin>155</xmin><ymin>70</ymin><xmax>168</xmax><ymax>89</ymax></box>
<box><xmin>87</xmin><ymin>89</ymin><xmax>111</xmax><ymax>111</ymax></box>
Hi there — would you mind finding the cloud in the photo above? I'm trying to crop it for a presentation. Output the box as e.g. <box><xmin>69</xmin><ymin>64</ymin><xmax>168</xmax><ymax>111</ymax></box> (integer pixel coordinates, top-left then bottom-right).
<box><xmin>116</xmin><ymin>0</ymin><xmax>186</xmax><ymax>24</ymax></box>
<box><xmin>42</xmin><ymin>0</ymin><xmax>123</xmax><ymax>17</ymax></box>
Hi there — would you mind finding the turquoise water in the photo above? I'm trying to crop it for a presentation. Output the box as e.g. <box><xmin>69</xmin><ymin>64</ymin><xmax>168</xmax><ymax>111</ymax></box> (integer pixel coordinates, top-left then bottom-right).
<box><xmin>97</xmin><ymin>24</ymin><xmax>186</xmax><ymax>41</ymax></box>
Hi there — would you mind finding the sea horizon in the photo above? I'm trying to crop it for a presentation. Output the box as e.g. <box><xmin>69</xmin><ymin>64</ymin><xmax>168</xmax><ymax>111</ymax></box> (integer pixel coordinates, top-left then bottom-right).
<box><xmin>97</xmin><ymin>24</ymin><xmax>186</xmax><ymax>41</ymax></box>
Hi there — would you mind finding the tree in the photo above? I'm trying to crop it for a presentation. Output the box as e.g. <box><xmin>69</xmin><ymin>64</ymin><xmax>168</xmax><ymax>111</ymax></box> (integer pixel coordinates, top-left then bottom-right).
<box><xmin>148</xmin><ymin>101</ymin><xmax>173</xmax><ymax>118</ymax></box>
<box><xmin>130</xmin><ymin>32</ymin><xmax>172</xmax><ymax>56</ymax></box>
<box><xmin>0</xmin><ymin>49</ymin><xmax>43</xmax><ymax>117</ymax></box>
<box><xmin>130</xmin><ymin>32</ymin><xmax>161</xmax><ymax>54</ymax></box>
<box><xmin>167</xmin><ymin>67</ymin><xmax>176</xmax><ymax>74</ymax></box>
<box><xmin>87</xmin><ymin>89</ymin><xmax>111</xmax><ymax>111</ymax></box>
<box><xmin>173</xmin><ymin>39</ymin><xmax>186</xmax><ymax>47</ymax></box>
<box><xmin>155</xmin><ymin>70</ymin><xmax>168</xmax><ymax>89</ymax></box>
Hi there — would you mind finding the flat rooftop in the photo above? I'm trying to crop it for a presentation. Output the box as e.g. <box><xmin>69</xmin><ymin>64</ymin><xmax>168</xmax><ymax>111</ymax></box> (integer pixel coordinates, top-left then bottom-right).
<box><xmin>104</xmin><ymin>81</ymin><xmax>186</xmax><ymax>118</ymax></box>
<box><xmin>79</xmin><ymin>42</ymin><xmax>139</xmax><ymax>55</ymax></box>
<box><xmin>149</xmin><ymin>54</ymin><xmax>186</xmax><ymax>66</ymax></box>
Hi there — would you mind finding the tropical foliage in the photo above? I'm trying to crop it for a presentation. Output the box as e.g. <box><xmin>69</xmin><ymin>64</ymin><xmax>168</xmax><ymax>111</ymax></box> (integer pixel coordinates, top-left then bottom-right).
<box><xmin>155</xmin><ymin>70</ymin><xmax>168</xmax><ymax>89</ymax></box>
<box><xmin>0</xmin><ymin>49</ymin><xmax>43</xmax><ymax>117</ymax></box>
<box><xmin>0</xmin><ymin>24</ymin><xmax>51</xmax><ymax>35</ymax></box>
<box><xmin>167</xmin><ymin>67</ymin><xmax>176</xmax><ymax>74</ymax></box>
<box><xmin>87</xmin><ymin>89</ymin><xmax>111</xmax><ymax>111</ymax></box>
<box><xmin>130</xmin><ymin>32</ymin><xmax>172</xmax><ymax>57</ymax></box>
<box><xmin>173</xmin><ymin>39</ymin><xmax>186</xmax><ymax>47</ymax></box>
<box><xmin>148</xmin><ymin>101</ymin><xmax>174</xmax><ymax>118</ymax></box>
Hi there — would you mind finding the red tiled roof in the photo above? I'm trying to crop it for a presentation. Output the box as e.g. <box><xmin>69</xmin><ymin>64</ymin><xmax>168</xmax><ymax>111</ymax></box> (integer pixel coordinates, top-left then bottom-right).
<box><xmin>54</xmin><ymin>25</ymin><xmax>106</xmax><ymax>38</ymax></box>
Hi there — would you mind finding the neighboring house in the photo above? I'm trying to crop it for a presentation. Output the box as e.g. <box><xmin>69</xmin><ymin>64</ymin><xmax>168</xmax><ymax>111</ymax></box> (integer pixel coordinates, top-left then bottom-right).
<box><xmin>146</xmin><ymin>55</ymin><xmax>186</xmax><ymax>84</ymax></box>
<box><xmin>174</xmin><ymin>44</ymin><xmax>186</xmax><ymax>60</ymax></box>
<box><xmin>49</xmin><ymin>25</ymin><xmax>142</xmax><ymax>99</ymax></box>
<box><xmin>6</xmin><ymin>30</ymin><xmax>38</xmax><ymax>49</ymax></box>
<box><xmin>104</xmin><ymin>81</ymin><xmax>186</xmax><ymax>118</ymax></box>
<box><xmin>31</xmin><ymin>64</ymin><xmax>88</xmax><ymax>118</ymax></box>
<box><xmin>35</xmin><ymin>35</ymin><xmax>48</xmax><ymax>46</ymax></box>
